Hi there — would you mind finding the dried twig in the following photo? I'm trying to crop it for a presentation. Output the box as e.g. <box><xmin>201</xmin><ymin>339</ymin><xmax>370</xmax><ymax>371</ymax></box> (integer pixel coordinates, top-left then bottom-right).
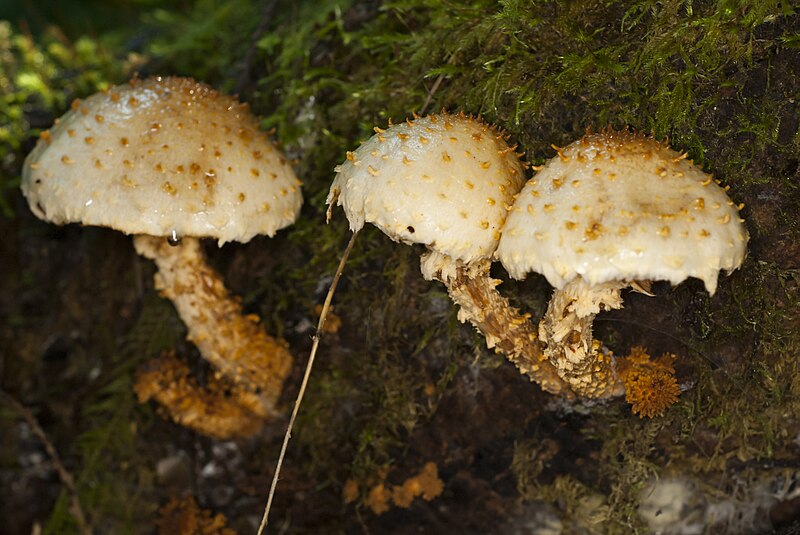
<box><xmin>257</xmin><ymin>231</ymin><xmax>359</xmax><ymax>534</ymax></box>
<box><xmin>0</xmin><ymin>389</ymin><xmax>91</xmax><ymax>535</ymax></box>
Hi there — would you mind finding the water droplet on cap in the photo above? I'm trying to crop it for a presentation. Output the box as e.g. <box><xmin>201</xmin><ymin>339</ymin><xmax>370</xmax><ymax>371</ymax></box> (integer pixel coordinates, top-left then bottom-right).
<box><xmin>167</xmin><ymin>230</ymin><xmax>182</xmax><ymax>246</ymax></box>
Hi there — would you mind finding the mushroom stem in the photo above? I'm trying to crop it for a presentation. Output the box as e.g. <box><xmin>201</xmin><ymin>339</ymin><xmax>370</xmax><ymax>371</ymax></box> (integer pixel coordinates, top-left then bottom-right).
<box><xmin>132</xmin><ymin>235</ymin><xmax>292</xmax><ymax>414</ymax></box>
<box><xmin>421</xmin><ymin>252</ymin><xmax>572</xmax><ymax>398</ymax></box>
<box><xmin>134</xmin><ymin>351</ymin><xmax>268</xmax><ymax>439</ymax></box>
<box><xmin>538</xmin><ymin>277</ymin><xmax>626</xmax><ymax>399</ymax></box>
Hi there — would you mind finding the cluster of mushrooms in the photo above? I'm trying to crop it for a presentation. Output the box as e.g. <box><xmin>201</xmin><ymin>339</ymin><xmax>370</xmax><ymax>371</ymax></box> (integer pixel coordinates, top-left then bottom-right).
<box><xmin>21</xmin><ymin>76</ymin><xmax>748</xmax><ymax>434</ymax></box>
<box><xmin>21</xmin><ymin>75</ymin><xmax>750</xmax><ymax>531</ymax></box>
<box><xmin>327</xmin><ymin>113</ymin><xmax>748</xmax><ymax>416</ymax></box>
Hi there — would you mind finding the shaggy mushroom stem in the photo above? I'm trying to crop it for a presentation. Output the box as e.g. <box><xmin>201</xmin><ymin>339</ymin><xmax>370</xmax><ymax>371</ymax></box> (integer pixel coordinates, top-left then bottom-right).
<box><xmin>133</xmin><ymin>235</ymin><xmax>292</xmax><ymax>414</ymax></box>
<box><xmin>134</xmin><ymin>351</ymin><xmax>269</xmax><ymax>438</ymax></box>
<box><xmin>421</xmin><ymin>252</ymin><xmax>572</xmax><ymax>398</ymax></box>
<box><xmin>538</xmin><ymin>277</ymin><xmax>627</xmax><ymax>399</ymax></box>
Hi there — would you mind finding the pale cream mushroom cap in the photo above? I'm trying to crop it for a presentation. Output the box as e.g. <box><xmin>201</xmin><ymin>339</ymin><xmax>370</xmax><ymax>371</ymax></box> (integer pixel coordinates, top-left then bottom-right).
<box><xmin>327</xmin><ymin>113</ymin><xmax>526</xmax><ymax>263</ymax></box>
<box><xmin>497</xmin><ymin>130</ymin><xmax>748</xmax><ymax>294</ymax></box>
<box><xmin>21</xmin><ymin>76</ymin><xmax>302</xmax><ymax>244</ymax></box>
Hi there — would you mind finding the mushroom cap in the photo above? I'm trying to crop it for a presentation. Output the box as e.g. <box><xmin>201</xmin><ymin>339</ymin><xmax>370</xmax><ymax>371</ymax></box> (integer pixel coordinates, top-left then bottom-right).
<box><xmin>496</xmin><ymin>129</ymin><xmax>748</xmax><ymax>294</ymax></box>
<box><xmin>22</xmin><ymin>76</ymin><xmax>302</xmax><ymax>244</ymax></box>
<box><xmin>326</xmin><ymin>113</ymin><xmax>526</xmax><ymax>263</ymax></box>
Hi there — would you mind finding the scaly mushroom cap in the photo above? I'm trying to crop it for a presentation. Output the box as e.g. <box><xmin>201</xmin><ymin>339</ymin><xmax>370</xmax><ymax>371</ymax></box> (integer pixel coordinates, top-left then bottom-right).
<box><xmin>327</xmin><ymin>113</ymin><xmax>526</xmax><ymax>263</ymax></box>
<box><xmin>497</xmin><ymin>129</ymin><xmax>748</xmax><ymax>294</ymax></box>
<box><xmin>22</xmin><ymin>76</ymin><xmax>302</xmax><ymax>244</ymax></box>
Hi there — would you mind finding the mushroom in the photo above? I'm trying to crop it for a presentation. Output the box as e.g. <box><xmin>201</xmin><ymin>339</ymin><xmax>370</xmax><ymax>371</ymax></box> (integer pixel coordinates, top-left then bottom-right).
<box><xmin>261</xmin><ymin>113</ymin><xmax>571</xmax><ymax>530</ymax></box>
<box><xmin>21</xmin><ymin>76</ymin><xmax>303</xmax><ymax>423</ymax></box>
<box><xmin>496</xmin><ymin>128</ymin><xmax>748</xmax><ymax>400</ymax></box>
<box><xmin>326</xmin><ymin>112</ymin><xmax>569</xmax><ymax>396</ymax></box>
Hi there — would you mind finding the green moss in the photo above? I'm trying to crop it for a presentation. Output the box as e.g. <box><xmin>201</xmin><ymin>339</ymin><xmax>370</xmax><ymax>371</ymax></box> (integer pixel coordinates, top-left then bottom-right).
<box><xmin>0</xmin><ymin>21</ymin><xmax>125</xmax><ymax>216</ymax></box>
<box><xmin>292</xmin><ymin>242</ymin><xmax>460</xmax><ymax>487</ymax></box>
<box><xmin>690</xmin><ymin>263</ymin><xmax>800</xmax><ymax>458</ymax></box>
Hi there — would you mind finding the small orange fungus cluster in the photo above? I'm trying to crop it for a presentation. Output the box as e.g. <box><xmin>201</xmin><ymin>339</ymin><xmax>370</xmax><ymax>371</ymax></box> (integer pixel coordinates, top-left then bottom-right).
<box><xmin>617</xmin><ymin>347</ymin><xmax>680</xmax><ymax>418</ymax></box>
<box><xmin>344</xmin><ymin>462</ymin><xmax>445</xmax><ymax>515</ymax></box>
<box><xmin>156</xmin><ymin>496</ymin><xmax>236</xmax><ymax>535</ymax></box>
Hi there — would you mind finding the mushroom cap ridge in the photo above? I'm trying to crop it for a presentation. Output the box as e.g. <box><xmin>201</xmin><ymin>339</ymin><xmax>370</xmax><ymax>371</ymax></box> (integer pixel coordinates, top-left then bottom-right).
<box><xmin>496</xmin><ymin>129</ymin><xmax>748</xmax><ymax>294</ymax></box>
<box><xmin>327</xmin><ymin>113</ymin><xmax>526</xmax><ymax>263</ymax></box>
<box><xmin>22</xmin><ymin>76</ymin><xmax>303</xmax><ymax>244</ymax></box>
